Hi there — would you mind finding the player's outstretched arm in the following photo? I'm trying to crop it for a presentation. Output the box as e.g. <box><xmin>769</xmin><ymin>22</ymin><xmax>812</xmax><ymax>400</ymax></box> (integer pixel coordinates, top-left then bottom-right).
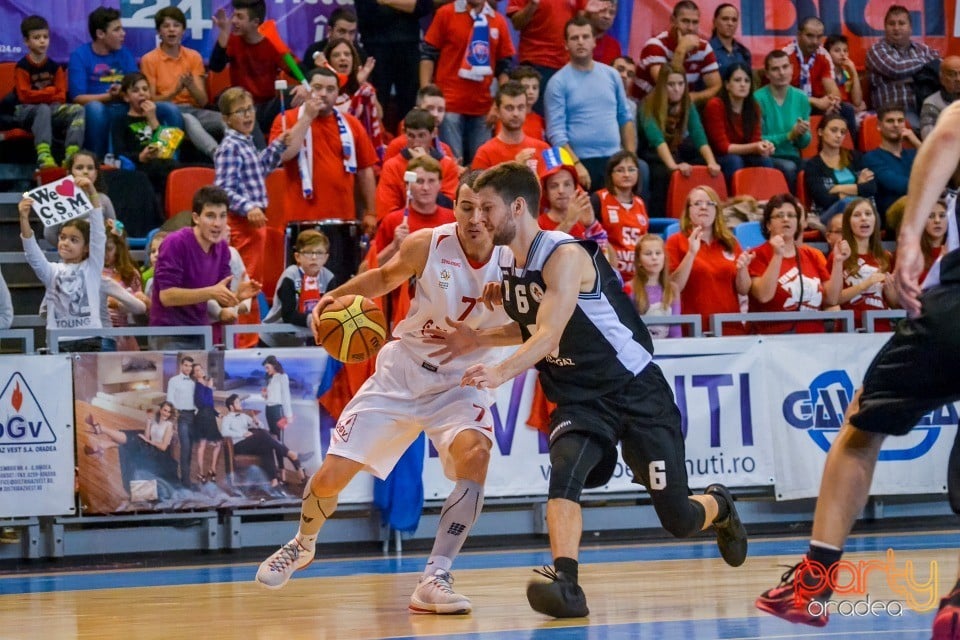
<box><xmin>311</xmin><ymin>229</ymin><xmax>430</xmax><ymax>330</ymax></box>
<box><xmin>424</xmin><ymin>317</ymin><xmax>523</xmax><ymax>364</ymax></box>
<box><xmin>462</xmin><ymin>244</ymin><xmax>588</xmax><ymax>389</ymax></box>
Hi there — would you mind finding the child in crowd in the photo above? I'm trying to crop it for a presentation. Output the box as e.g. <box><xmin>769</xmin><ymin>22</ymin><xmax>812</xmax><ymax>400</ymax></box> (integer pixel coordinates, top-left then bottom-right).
<box><xmin>140</xmin><ymin>6</ymin><xmax>223</xmax><ymax>159</ymax></box>
<box><xmin>140</xmin><ymin>230</ymin><xmax>169</xmax><ymax>293</ymax></box>
<box><xmin>834</xmin><ymin>198</ymin><xmax>897</xmax><ymax>330</ymax></box>
<box><xmin>632</xmin><ymin>234</ymin><xmax>681</xmax><ymax>338</ymax></box>
<box><xmin>13</xmin><ymin>15</ymin><xmax>84</xmax><ymax>168</ymax></box>
<box><xmin>509</xmin><ymin>65</ymin><xmax>546</xmax><ymax>141</ymax></box>
<box><xmin>825</xmin><ymin>35</ymin><xmax>866</xmax><ymax>115</ymax></box>
<box><xmin>44</xmin><ymin>149</ymin><xmax>117</xmax><ymax>247</ymax></box>
<box><xmin>103</xmin><ymin>222</ymin><xmax>146</xmax><ymax>350</ymax></box>
<box><xmin>19</xmin><ymin>176</ymin><xmax>105</xmax><ymax>351</ymax></box>
<box><xmin>383</xmin><ymin>85</ymin><xmax>454</xmax><ymax>161</ymax></box>
<box><xmin>537</xmin><ymin>150</ymin><xmax>607</xmax><ymax>244</ymax></box>
<box><xmin>262</xmin><ymin>229</ymin><xmax>338</xmax><ymax>346</ymax></box>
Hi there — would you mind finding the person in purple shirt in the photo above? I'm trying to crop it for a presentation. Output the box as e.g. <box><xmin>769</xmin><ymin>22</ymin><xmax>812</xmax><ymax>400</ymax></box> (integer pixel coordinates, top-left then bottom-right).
<box><xmin>68</xmin><ymin>6</ymin><xmax>182</xmax><ymax>158</ymax></box>
<box><xmin>149</xmin><ymin>185</ymin><xmax>261</xmax><ymax>350</ymax></box>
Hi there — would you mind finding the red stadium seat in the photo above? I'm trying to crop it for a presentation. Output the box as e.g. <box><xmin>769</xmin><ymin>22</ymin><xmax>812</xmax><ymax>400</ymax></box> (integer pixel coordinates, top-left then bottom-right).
<box><xmin>731</xmin><ymin>167</ymin><xmax>790</xmax><ymax>201</ymax></box>
<box><xmin>665</xmin><ymin>166</ymin><xmax>728</xmax><ymax>218</ymax></box>
<box><xmin>164</xmin><ymin>166</ymin><xmax>215</xmax><ymax>219</ymax></box>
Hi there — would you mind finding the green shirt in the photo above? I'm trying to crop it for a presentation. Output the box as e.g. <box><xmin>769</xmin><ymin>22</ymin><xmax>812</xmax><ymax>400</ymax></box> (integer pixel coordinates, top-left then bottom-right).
<box><xmin>754</xmin><ymin>85</ymin><xmax>811</xmax><ymax>160</ymax></box>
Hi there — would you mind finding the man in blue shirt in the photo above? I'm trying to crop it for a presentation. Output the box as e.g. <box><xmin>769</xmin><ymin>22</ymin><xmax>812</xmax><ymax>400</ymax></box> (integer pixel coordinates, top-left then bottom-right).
<box><xmin>862</xmin><ymin>105</ymin><xmax>922</xmax><ymax>226</ymax></box>
<box><xmin>544</xmin><ymin>15</ymin><xmax>637</xmax><ymax>192</ymax></box>
<box><xmin>68</xmin><ymin>7</ymin><xmax>182</xmax><ymax>157</ymax></box>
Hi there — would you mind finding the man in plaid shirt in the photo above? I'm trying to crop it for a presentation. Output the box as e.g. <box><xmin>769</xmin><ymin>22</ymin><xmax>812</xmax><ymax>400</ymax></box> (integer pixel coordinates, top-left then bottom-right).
<box><xmin>214</xmin><ymin>86</ymin><xmax>319</xmax><ymax>340</ymax></box>
<box><xmin>866</xmin><ymin>4</ymin><xmax>939</xmax><ymax>130</ymax></box>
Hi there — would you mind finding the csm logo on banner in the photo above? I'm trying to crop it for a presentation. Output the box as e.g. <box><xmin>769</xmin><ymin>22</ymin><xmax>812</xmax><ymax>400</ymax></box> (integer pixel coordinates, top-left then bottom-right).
<box><xmin>0</xmin><ymin>372</ymin><xmax>57</xmax><ymax>448</ymax></box>
<box><xmin>782</xmin><ymin>370</ymin><xmax>953</xmax><ymax>460</ymax></box>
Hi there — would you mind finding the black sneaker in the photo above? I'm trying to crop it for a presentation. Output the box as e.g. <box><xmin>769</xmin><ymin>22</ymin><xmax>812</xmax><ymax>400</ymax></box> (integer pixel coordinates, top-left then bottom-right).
<box><xmin>526</xmin><ymin>566</ymin><xmax>589</xmax><ymax>618</ymax></box>
<box><xmin>948</xmin><ymin>425</ymin><xmax>960</xmax><ymax>514</ymax></box>
<box><xmin>706</xmin><ymin>483</ymin><xmax>748</xmax><ymax>567</ymax></box>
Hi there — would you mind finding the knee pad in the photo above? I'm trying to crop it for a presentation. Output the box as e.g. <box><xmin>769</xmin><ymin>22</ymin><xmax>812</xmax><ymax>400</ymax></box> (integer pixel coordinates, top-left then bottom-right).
<box><xmin>547</xmin><ymin>432</ymin><xmax>604</xmax><ymax>502</ymax></box>
<box><xmin>657</xmin><ymin>497</ymin><xmax>705</xmax><ymax>539</ymax></box>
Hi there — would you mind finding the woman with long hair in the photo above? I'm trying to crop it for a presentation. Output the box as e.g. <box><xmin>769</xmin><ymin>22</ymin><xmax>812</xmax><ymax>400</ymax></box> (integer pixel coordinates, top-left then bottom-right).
<box><xmin>834</xmin><ymin>198</ymin><xmax>897</xmax><ymax>329</ymax></box>
<box><xmin>639</xmin><ymin>66</ymin><xmax>721</xmax><ymax>216</ymax></box>
<box><xmin>748</xmin><ymin>193</ymin><xmax>848</xmax><ymax>333</ymax></box>
<box><xmin>702</xmin><ymin>62</ymin><xmax>774</xmax><ymax>183</ymax></box>
<box><xmin>262</xmin><ymin>355</ymin><xmax>293</xmax><ymax>441</ymax></box>
<box><xmin>591</xmin><ymin>150</ymin><xmax>650</xmax><ymax>283</ymax></box>
<box><xmin>322</xmin><ymin>37</ymin><xmax>384</xmax><ymax>161</ymax></box>
<box><xmin>804</xmin><ymin>114</ymin><xmax>876</xmax><ymax>222</ymax></box>
<box><xmin>665</xmin><ymin>185</ymin><xmax>752</xmax><ymax>335</ymax></box>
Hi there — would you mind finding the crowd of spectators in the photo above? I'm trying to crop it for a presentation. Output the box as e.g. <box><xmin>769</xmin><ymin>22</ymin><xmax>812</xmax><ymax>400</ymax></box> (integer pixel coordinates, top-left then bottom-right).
<box><xmin>2</xmin><ymin>0</ymin><xmax>956</xmax><ymax>346</ymax></box>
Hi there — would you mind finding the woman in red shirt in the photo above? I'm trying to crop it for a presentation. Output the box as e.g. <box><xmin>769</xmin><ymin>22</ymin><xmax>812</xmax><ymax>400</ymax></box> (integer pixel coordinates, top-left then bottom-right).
<box><xmin>748</xmin><ymin>193</ymin><xmax>848</xmax><ymax>334</ymax></box>
<box><xmin>834</xmin><ymin>198</ymin><xmax>897</xmax><ymax>330</ymax></box>
<box><xmin>592</xmin><ymin>150</ymin><xmax>649</xmax><ymax>283</ymax></box>
<box><xmin>665</xmin><ymin>185</ymin><xmax>752</xmax><ymax>335</ymax></box>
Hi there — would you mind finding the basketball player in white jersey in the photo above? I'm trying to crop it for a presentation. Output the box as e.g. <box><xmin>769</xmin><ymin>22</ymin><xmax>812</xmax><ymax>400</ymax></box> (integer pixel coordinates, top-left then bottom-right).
<box><xmin>256</xmin><ymin>170</ymin><xmax>517</xmax><ymax>615</ymax></box>
<box><xmin>754</xmin><ymin>103</ymin><xmax>960</xmax><ymax>639</ymax></box>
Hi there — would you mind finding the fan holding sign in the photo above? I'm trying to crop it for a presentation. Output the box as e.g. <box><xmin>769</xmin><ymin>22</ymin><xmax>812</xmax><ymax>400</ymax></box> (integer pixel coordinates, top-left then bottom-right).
<box><xmin>19</xmin><ymin>176</ymin><xmax>105</xmax><ymax>350</ymax></box>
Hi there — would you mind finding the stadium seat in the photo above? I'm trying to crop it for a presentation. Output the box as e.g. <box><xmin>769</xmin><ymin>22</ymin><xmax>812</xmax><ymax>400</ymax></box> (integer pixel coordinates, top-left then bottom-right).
<box><xmin>664</xmin><ymin>221</ymin><xmax>680</xmax><ymax>239</ymax></box>
<box><xmin>731</xmin><ymin>167</ymin><xmax>790</xmax><ymax>202</ymax></box>
<box><xmin>205</xmin><ymin>67</ymin><xmax>232</xmax><ymax>107</ymax></box>
<box><xmin>796</xmin><ymin>170</ymin><xmax>811</xmax><ymax>210</ymax></box>
<box><xmin>165</xmin><ymin>166</ymin><xmax>215</xmax><ymax>219</ymax></box>
<box><xmin>665</xmin><ymin>166</ymin><xmax>728</xmax><ymax>219</ymax></box>
<box><xmin>647</xmin><ymin>217</ymin><xmax>677</xmax><ymax>238</ymax></box>
<box><xmin>734</xmin><ymin>220</ymin><xmax>766</xmax><ymax>250</ymax></box>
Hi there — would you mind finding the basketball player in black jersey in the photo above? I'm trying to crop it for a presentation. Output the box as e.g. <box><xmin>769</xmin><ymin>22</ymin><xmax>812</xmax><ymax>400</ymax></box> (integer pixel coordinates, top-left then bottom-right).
<box><xmin>430</xmin><ymin>162</ymin><xmax>748</xmax><ymax>618</ymax></box>
<box><xmin>753</xmin><ymin>103</ymin><xmax>960</xmax><ymax>639</ymax></box>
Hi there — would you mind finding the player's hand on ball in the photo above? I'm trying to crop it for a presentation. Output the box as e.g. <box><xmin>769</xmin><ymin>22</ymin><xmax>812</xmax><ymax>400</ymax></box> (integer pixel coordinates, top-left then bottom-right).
<box><xmin>424</xmin><ymin>316</ymin><xmax>480</xmax><ymax>364</ymax></box>
<box><xmin>311</xmin><ymin>294</ymin><xmax>340</xmax><ymax>343</ymax></box>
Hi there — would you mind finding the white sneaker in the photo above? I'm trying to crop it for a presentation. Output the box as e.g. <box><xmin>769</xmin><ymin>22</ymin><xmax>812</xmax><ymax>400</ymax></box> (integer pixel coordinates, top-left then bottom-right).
<box><xmin>255</xmin><ymin>539</ymin><xmax>315</xmax><ymax>590</ymax></box>
<box><xmin>409</xmin><ymin>569</ymin><xmax>472</xmax><ymax>614</ymax></box>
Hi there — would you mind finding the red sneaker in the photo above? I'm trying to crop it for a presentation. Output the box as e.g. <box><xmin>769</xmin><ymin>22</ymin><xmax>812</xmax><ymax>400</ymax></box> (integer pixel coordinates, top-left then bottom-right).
<box><xmin>933</xmin><ymin>590</ymin><xmax>960</xmax><ymax>640</ymax></box>
<box><xmin>755</xmin><ymin>560</ymin><xmax>830</xmax><ymax>627</ymax></box>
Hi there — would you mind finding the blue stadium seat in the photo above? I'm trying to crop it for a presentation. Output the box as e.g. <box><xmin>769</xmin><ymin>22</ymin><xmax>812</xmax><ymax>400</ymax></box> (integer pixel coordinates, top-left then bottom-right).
<box><xmin>734</xmin><ymin>221</ymin><xmax>766</xmax><ymax>250</ymax></box>
<box><xmin>664</xmin><ymin>221</ymin><xmax>680</xmax><ymax>239</ymax></box>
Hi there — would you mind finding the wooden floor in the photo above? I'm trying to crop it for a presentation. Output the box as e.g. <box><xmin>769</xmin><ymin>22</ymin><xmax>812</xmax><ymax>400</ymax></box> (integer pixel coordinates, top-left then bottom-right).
<box><xmin>0</xmin><ymin>530</ymin><xmax>956</xmax><ymax>639</ymax></box>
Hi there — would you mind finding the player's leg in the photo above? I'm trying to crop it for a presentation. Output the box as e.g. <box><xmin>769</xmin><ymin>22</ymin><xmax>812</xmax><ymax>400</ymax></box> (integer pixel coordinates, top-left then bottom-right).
<box><xmin>411</xmin><ymin>428</ymin><xmax>491</xmax><ymax>614</ymax></box>
<box><xmin>758</xmin><ymin>287</ymin><xmax>960</xmax><ymax>626</ymax></box>
<box><xmin>934</xmin><ymin>561</ymin><xmax>960</xmax><ymax>640</ymax></box>
<box><xmin>255</xmin><ymin>453</ymin><xmax>362</xmax><ymax>589</ymax></box>
<box><xmin>618</xmin><ymin>363</ymin><xmax>747</xmax><ymax>567</ymax></box>
<box><xmin>527</xmin><ymin>425</ymin><xmax>611</xmax><ymax>619</ymax></box>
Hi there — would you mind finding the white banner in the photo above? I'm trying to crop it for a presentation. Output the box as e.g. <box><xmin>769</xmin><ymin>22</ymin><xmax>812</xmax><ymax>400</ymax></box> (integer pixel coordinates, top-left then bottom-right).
<box><xmin>421</xmin><ymin>339</ymin><xmax>775</xmax><ymax>500</ymax></box>
<box><xmin>25</xmin><ymin>177</ymin><xmax>94</xmax><ymax>228</ymax></box>
<box><xmin>0</xmin><ymin>356</ymin><xmax>75</xmax><ymax>517</ymax></box>
<box><xmin>764</xmin><ymin>334</ymin><xmax>957</xmax><ymax>501</ymax></box>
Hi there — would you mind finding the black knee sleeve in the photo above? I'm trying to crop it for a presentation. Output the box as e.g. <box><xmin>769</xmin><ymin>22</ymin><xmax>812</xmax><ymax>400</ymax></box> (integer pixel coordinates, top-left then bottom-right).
<box><xmin>657</xmin><ymin>497</ymin><xmax>706</xmax><ymax>539</ymax></box>
<box><xmin>547</xmin><ymin>432</ymin><xmax>605</xmax><ymax>502</ymax></box>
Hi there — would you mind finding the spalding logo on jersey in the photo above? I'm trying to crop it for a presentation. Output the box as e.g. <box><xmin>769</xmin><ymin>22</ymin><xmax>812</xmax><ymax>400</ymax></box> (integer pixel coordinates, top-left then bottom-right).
<box><xmin>529</xmin><ymin>282</ymin><xmax>544</xmax><ymax>303</ymax></box>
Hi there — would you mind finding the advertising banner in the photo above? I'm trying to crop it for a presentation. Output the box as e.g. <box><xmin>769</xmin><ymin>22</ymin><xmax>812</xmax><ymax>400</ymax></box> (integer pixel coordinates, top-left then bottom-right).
<box><xmin>0</xmin><ymin>356</ymin><xmax>75</xmax><ymax>517</ymax></box>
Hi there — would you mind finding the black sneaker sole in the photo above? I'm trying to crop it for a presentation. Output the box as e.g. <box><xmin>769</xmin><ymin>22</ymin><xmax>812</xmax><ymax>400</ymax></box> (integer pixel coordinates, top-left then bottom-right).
<box><xmin>706</xmin><ymin>483</ymin><xmax>748</xmax><ymax>567</ymax></box>
<box><xmin>526</xmin><ymin>580</ymin><xmax>589</xmax><ymax>618</ymax></box>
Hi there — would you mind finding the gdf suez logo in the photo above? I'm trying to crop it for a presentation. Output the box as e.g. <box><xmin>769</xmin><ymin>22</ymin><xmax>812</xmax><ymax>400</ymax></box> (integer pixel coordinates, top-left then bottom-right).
<box><xmin>0</xmin><ymin>372</ymin><xmax>56</xmax><ymax>445</ymax></box>
<box><xmin>782</xmin><ymin>370</ymin><xmax>953</xmax><ymax>460</ymax></box>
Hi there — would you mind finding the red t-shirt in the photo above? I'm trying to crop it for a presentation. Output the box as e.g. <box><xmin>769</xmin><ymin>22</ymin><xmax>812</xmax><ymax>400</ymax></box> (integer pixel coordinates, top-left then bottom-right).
<box><xmin>374</xmin><ymin>206</ymin><xmax>457</xmax><ymax>250</ymax></box>
<box><xmin>594</xmin><ymin>33</ymin><xmax>622</xmax><ymax>66</ymax></box>
<box><xmin>494</xmin><ymin>112</ymin><xmax>546</xmax><ymax>142</ymax></box>
<box><xmin>783</xmin><ymin>43</ymin><xmax>835</xmax><ymax>98</ymax></box>
<box><xmin>384</xmin><ymin>135</ymin><xmax>455</xmax><ymax>163</ymax></box>
<box><xmin>595</xmin><ymin>188</ymin><xmax>649</xmax><ymax>283</ymax></box>
<box><xmin>375</xmin><ymin>152</ymin><xmax>460</xmax><ymax>219</ymax></box>
<box><xmin>472</xmin><ymin>135</ymin><xmax>551</xmax><ymax>170</ymax></box>
<box><xmin>506</xmin><ymin>0</ymin><xmax>587</xmax><ymax>69</ymax></box>
<box><xmin>424</xmin><ymin>5</ymin><xmax>515</xmax><ymax>115</ymax></box>
<box><xmin>268</xmin><ymin>110</ymin><xmax>378</xmax><ymax>221</ymax></box>
<box><xmin>834</xmin><ymin>251</ymin><xmax>892</xmax><ymax>330</ymax></box>
<box><xmin>747</xmin><ymin>242</ymin><xmax>832</xmax><ymax>334</ymax></box>
<box><xmin>538</xmin><ymin>213</ymin><xmax>585</xmax><ymax>237</ymax></box>
<box><xmin>666</xmin><ymin>231</ymin><xmax>746</xmax><ymax>335</ymax></box>
<box><xmin>226</xmin><ymin>34</ymin><xmax>286</xmax><ymax>103</ymax></box>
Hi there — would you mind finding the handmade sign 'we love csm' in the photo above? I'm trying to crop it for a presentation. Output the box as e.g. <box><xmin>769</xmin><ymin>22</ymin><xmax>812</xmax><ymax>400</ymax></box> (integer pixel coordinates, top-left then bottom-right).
<box><xmin>26</xmin><ymin>177</ymin><xmax>94</xmax><ymax>228</ymax></box>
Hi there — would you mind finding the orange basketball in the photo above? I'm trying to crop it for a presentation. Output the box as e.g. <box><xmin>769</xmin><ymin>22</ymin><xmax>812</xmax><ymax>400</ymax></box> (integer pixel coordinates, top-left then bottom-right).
<box><xmin>315</xmin><ymin>295</ymin><xmax>388</xmax><ymax>363</ymax></box>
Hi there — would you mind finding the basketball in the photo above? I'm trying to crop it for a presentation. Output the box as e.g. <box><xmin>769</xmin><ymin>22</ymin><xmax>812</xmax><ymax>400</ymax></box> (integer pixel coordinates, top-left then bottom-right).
<box><xmin>315</xmin><ymin>295</ymin><xmax>388</xmax><ymax>363</ymax></box>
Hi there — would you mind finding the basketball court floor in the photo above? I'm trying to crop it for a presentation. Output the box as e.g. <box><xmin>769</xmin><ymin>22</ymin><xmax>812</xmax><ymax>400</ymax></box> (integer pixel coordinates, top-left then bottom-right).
<box><xmin>0</xmin><ymin>528</ymin><xmax>955</xmax><ymax>639</ymax></box>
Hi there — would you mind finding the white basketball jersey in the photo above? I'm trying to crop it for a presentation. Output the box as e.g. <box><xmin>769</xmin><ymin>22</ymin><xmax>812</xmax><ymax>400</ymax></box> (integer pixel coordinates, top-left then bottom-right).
<box><xmin>394</xmin><ymin>223</ymin><xmax>512</xmax><ymax>371</ymax></box>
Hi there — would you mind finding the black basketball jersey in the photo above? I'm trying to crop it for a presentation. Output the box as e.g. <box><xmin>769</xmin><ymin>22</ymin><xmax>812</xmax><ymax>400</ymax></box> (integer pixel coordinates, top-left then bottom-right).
<box><xmin>499</xmin><ymin>230</ymin><xmax>655</xmax><ymax>402</ymax></box>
